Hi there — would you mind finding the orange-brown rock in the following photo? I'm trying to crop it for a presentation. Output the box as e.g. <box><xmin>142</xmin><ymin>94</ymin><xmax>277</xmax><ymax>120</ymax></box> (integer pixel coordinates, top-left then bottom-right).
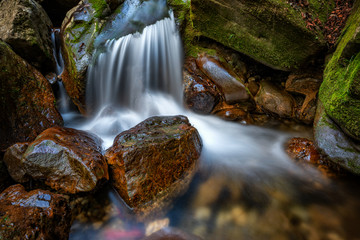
<box><xmin>196</xmin><ymin>53</ymin><xmax>249</xmax><ymax>104</ymax></box>
<box><xmin>285</xmin><ymin>73</ymin><xmax>322</xmax><ymax>123</ymax></box>
<box><xmin>0</xmin><ymin>184</ymin><xmax>71</xmax><ymax>240</ymax></box>
<box><xmin>105</xmin><ymin>116</ymin><xmax>202</xmax><ymax>217</ymax></box>
<box><xmin>0</xmin><ymin>41</ymin><xmax>63</xmax><ymax>151</ymax></box>
<box><xmin>255</xmin><ymin>80</ymin><xmax>295</xmax><ymax>118</ymax></box>
<box><xmin>285</xmin><ymin>137</ymin><xmax>344</xmax><ymax>177</ymax></box>
<box><xmin>3</xmin><ymin>127</ymin><xmax>109</xmax><ymax>194</ymax></box>
<box><xmin>183</xmin><ymin>57</ymin><xmax>222</xmax><ymax>114</ymax></box>
<box><xmin>212</xmin><ymin>102</ymin><xmax>252</xmax><ymax>123</ymax></box>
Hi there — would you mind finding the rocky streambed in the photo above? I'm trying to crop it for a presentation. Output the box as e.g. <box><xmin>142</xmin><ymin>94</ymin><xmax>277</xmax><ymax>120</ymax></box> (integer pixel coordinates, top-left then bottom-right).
<box><xmin>1</xmin><ymin>0</ymin><xmax>360</xmax><ymax>239</ymax></box>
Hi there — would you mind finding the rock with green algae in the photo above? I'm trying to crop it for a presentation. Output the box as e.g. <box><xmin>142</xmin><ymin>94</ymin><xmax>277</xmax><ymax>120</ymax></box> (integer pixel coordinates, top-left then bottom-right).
<box><xmin>189</xmin><ymin>0</ymin><xmax>333</xmax><ymax>71</ymax></box>
<box><xmin>314</xmin><ymin>101</ymin><xmax>360</xmax><ymax>175</ymax></box>
<box><xmin>0</xmin><ymin>0</ymin><xmax>55</xmax><ymax>73</ymax></box>
<box><xmin>61</xmin><ymin>0</ymin><xmax>109</xmax><ymax>114</ymax></box>
<box><xmin>319</xmin><ymin>0</ymin><xmax>360</xmax><ymax>140</ymax></box>
<box><xmin>0</xmin><ymin>41</ymin><xmax>63</xmax><ymax>151</ymax></box>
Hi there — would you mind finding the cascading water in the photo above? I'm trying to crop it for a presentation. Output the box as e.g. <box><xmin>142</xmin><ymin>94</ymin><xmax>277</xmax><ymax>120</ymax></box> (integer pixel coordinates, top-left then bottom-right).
<box><xmin>68</xmin><ymin>4</ymin><xmax>360</xmax><ymax>240</ymax></box>
<box><xmin>51</xmin><ymin>28</ymin><xmax>72</xmax><ymax>114</ymax></box>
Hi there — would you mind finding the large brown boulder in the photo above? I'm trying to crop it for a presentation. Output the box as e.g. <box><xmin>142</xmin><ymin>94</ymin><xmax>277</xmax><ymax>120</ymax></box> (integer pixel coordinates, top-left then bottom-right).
<box><xmin>0</xmin><ymin>41</ymin><xmax>63</xmax><ymax>151</ymax></box>
<box><xmin>0</xmin><ymin>184</ymin><xmax>72</xmax><ymax>240</ymax></box>
<box><xmin>3</xmin><ymin>127</ymin><xmax>109</xmax><ymax>194</ymax></box>
<box><xmin>0</xmin><ymin>0</ymin><xmax>55</xmax><ymax>72</ymax></box>
<box><xmin>105</xmin><ymin>116</ymin><xmax>202</xmax><ymax>217</ymax></box>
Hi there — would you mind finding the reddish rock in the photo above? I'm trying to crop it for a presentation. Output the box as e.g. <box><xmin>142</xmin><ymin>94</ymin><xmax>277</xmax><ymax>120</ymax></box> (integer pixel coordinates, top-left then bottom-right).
<box><xmin>285</xmin><ymin>137</ymin><xmax>343</xmax><ymax>177</ymax></box>
<box><xmin>143</xmin><ymin>227</ymin><xmax>203</xmax><ymax>240</ymax></box>
<box><xmin>183</xmin><ymin>57</ymin><xmax>222</xmax><ymax>114</ymax></box>
<box><xmin>212</xmin><ymin>102</ymin><xmax>252</xmax><ymax>123</ymax></box>
<box><xmin>0</xmin><ymin>184</ymin><xmax>71</xmax><ymax>240</ymax></box>
<box><xmin>3</xmin><ymin>127</ymin><xmax>109</xmax><ymax>194</ymax></box>
<box><xmin>255</xmin><ymin>80</ymin><xmax>295</xmax><ymax>118</ymax></box>
<box><xmin>196</xmin><ymin>53</ymin><xmax>249</xmax><ymax>104</ymax></box>
<box><xmin>0</xmin><ymin>41</ymin><xmax>63</xmax><ymax>151</ymax></box>
<box><xmin>105</xmin><ymin>116</ymin><xmax>202</xmax><ymax>217</ymax></box>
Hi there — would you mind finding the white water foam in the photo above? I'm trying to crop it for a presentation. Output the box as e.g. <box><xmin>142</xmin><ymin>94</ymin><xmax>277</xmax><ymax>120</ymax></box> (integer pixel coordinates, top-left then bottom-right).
<box><xmin>67</xmin><ymin>12</ymin><xmax>318</xmax><ymax>182</ymax></box>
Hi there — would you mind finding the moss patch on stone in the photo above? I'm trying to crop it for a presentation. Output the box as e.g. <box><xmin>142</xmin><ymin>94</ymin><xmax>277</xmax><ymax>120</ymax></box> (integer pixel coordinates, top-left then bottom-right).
<box><xmin>319</xmin><ymin>0</ymin><xmax>360</xmax><ymax>139</ymax></box>
<box><xmin>189</xmin><ymin>0</ymin><xmax>330</xmax><ymax>70</ymax></box>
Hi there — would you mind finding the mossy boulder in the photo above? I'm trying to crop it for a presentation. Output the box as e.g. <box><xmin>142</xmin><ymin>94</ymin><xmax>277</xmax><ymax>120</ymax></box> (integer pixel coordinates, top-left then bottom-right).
<box><xmin>319</xmin><ymin>0</ymin><xmax>360</xmax><ymax>140</ymax></box>
<box><xmin>0</xmin><ymin>41</ymin><xmax>63</xmax><ymax>151</ymax></box>
<box><xmin>61</xmin><ymin>0</ymin><xmax>169</xmax><ymax>114</ymax></box>
<box><xmin>189</xmin><ymin>0</ymin><xmax>333</xmax><ymax>70</ymax></box>
<box><xmin>0</xmin><ymin>0</ymin><xmax>55</xmax><ymax>72</ymax></box>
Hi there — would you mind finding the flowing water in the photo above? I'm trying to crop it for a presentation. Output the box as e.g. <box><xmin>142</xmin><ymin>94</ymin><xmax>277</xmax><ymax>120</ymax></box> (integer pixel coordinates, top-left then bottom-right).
<box><xmin>64</xmin><ymin>6</ymin><xmax>360</xmax><ymax>240</ymax></box>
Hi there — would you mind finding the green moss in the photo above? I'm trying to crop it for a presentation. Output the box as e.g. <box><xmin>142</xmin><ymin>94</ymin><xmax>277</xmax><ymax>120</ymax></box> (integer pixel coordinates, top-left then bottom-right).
<box><xmin>88</xmin><ymin>0</ymin><xmax>108</xmax><ymax>18</ymax></box>
<box><xmin>320</xmin><ymin>0</ymin><xmax>360</xmax><ymax>139</ymax></box>
<box><xmin>189</xmin><ymin>0</ymin><xmax>327</xmax><ymax>70</ymax></box>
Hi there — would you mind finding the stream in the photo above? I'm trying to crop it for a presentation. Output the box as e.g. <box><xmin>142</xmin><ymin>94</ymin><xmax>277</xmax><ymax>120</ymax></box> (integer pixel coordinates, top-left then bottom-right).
<box><xmin>53</xmin><ymin>7</ymin><xmax>360</xmax><ymax>240</ymax></box>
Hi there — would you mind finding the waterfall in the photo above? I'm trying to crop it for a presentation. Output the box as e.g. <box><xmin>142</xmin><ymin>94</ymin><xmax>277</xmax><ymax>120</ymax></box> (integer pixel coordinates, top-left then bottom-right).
<box><xmin>51</xmin><ymin>28</ymin><xmax>71</xmax><ymax>114</ymax></box>
<box><xmin>86</xmin><ymin>12</ymin><xmax>183</xmax><ymax>112</ymax></box>
<box><xmin>73</xmin><ymin>11</ymin><xmax>315</xmax><ymax>182</ymax></box>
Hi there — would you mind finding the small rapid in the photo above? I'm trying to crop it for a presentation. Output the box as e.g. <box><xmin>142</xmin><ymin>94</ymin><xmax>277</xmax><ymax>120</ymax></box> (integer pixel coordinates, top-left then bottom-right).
<box><xmin>67</xmin><ymin>11</ymin><xmax>315</xmax><ymax>182</ymax></box>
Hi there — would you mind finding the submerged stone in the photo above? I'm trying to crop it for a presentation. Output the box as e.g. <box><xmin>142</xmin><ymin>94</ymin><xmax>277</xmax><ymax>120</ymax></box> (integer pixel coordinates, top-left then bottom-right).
<box><xmin>143</xmin><ymin>227</ymin><xmax>203</xmax><ymax>240</ymax></box>
<box><xmin>190</xmin><ymin>0</ymin><xmax>331</xmax><ymax>70</ymax></box>
<box><xmin>0</xmin><ymin>184</ymin><xmax>71</xmax><ymax>240</ymax></box>
<box><xmin>319</xmin><ymin>0</ymin><xmax>360</xmax><ymax>140</ymax></box>
<box><xmin>0</xmin><ymin>0</ymin><xmax>55</xmax><ymax>72</ymax></box>
<box><xmin>4</xmin><ymin>127</ymin><xmax>109</xmax><ymax>194</ymax></box>
<box><xmin>105</xmin><ymin>115</ymin><xmax>202</xmax><ymax>218</ymax></box>
<box><xmin>0</xmin><ymin>41</ymin><xmax>63</xmax><ymax>151</ymax></box>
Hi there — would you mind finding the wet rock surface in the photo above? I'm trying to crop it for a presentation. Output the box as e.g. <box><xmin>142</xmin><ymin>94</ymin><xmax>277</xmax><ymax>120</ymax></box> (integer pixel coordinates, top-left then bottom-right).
<box><xmin>105</xmin><ymin>116</ymin><xmax>202</xmax><ymax>217</ymax></box>
<box><xmin>143</xmin><ymin>227</ymin><xmax>203</xmax><ymax>240</ymax></box>
<box><xmin>183</xmin><ymin>57</ymin><xmax>222</xmax><ymax>114</ymax></box>
<box><xmin>314</xmin><ymin>101</ymin><xmax>360</xmax><ymax>175</ymax></box>
<box><xmin>0</xmin><ymin>41</ymin><xmax>63</xmax><ymax>151</ymax></box>
<box><xmin>255</xmin><ymin>80</ymin><xmax>295</xmax><ymax>118</ymax></box>
<box><xmin>285</xmin><ymin>137</ymin><xmax>343</xmax><ymax>177</ymax></box>
<box><xmin>4</xmin><ymin>127</ymin><xmax>109</xmax><ymax>194</ymax></box>
<box><xmin>196</xmin><ymin>53</ymin><xmax>249</xmax><ymax>104</ymax></box>
<box><xmin>0</xmin><ymin>0</ymin><xmax>55</xmax><ymax>72</ymax></box>
<box><xmin>0</xmin><ymin>184</ymin><xmax>71</xmax><ymax>240</ymax></box>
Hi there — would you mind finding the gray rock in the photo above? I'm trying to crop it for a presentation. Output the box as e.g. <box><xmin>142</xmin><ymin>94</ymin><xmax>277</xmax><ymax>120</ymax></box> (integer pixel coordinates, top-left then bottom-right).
<box><xmin>0</xmin><ymin>0</ymin><xmax>55</xmax><ymax>72</ymax></box>
<box><xmin>314</xmin><ymin>101</ymin><xmax>360</xmax><ymax>175</ymax></box>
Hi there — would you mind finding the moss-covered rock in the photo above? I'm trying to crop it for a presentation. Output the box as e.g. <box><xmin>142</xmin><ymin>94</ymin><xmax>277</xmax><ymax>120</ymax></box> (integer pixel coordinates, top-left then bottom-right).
<box><xmin>189</xmin><ymin>0</ymin><xmax>333</xmax><ymax>70</ymax></box>
<box><xmin>0</xmin><ymin>0</ymin><xmax>55</xmax><ymax>72</ymax></box>
<box><xmin>0</xmin><ymin>41</ymin><xmax>63</xmax><ymax>151</ymax></box>
<box><xmin>319</xmin><ymin>0</ymin><xmax>360</xmax><ymax>140</ymax></box>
